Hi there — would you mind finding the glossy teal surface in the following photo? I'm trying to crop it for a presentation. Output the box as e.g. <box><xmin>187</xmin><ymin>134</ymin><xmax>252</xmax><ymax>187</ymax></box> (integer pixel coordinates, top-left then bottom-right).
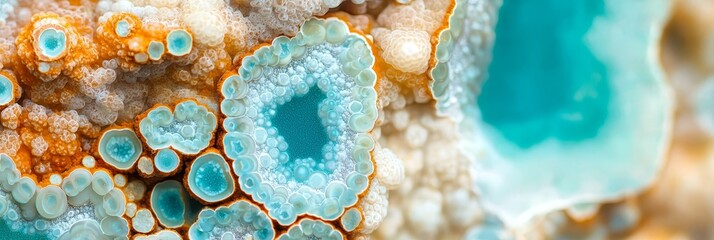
<box><xmin>478</xmin><ymin>0</ymin><xmax>610</xmax><ymax>148</ymax></box>
<box><xmin>188</xmin><ymin>200</ymin><xmax>275</xmax><ymax>240</ymax></box>
<box><xmin>0</xmin><ymin>221</ymin><xmax>48</xmax><ymax>240</ymax></box>
<box><xmin>148</xmin><ymin>41</ymin><xmax>164</xmax><ymax>60</ymax></box>
<box><xmin>38</xmin><ymin>28</ymin><xmax>66</xmax><ymax>59</ymax></box>
<box><xmin>156</xmin><ymin>189</ymin><xmax>183</xmax><ymax>223</ymax></box>
<box><xmin>272</xmin><ymin>86</ymin><xmax>329</xmax><ymax>163</ymax></box>
<box><xmin>194</xmin><ymin>162</ymin><xmax>227</xmax><ymax>196</ymax></box>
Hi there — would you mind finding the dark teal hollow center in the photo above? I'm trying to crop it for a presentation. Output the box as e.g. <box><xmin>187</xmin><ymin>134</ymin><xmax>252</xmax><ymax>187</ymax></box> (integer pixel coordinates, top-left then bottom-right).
<box><xmin>0</xmin><ymin>222</ymin><xmax>47</xmax><ymax>240</ymax></box>
<box><xmin>272</xmin><ymin>86</ymin><xmax>329</xmax><ymax>161</ymax></box>
<box><xmin>477</xmin><ymin>0</ymin><xmax>611</xmax><ymax>149</ymax></box>
<box><xmin>158</xmin><ymin>189</ymin><xmax>184</xmax><ymax>222</ymax></box>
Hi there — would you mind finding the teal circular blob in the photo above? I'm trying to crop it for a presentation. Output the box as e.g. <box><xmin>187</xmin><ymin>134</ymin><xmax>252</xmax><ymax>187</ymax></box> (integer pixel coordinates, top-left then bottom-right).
<box><xmin>0</xmin><ymin>75</ymin><xmax>14</xmax><ymax>105</ymax></box>
<box><xmin>272</xmin><ymin>86</ymin><xmax>329</xmax><ymax>164</ymax></box>
<box><xmin>476</xmin><ymin>0</ymin><xmax>611</xmax><ymax>150</ymax></box>
<box><xmin>139</xmin><ymin>106</ymin><xmax>174</xmax><ymax>150</ymax></box>
<box><xmin>92</xmin><ymin>170</ymin><xmax>113</xmax><ymax>196</ymax></box>
<box><xmin>100</xmin><ymin>216</ymin><xmax>129</xmax><ymax>237</ymax></box>
<box><xmin>188</xmin><ymin>200</ymin><xmax>275</xmax><ymax>240</ymax></box>
<box><xmin>148</xmin><ymin>41</ymin><xmax>165</xmax><ymax>60</ymax></box>
<box><xmin>278</xmin><ymin>219</ymin><xmax>343</xmax><ymax>240</ymax></box>
<box><xmin>98</xmin><ymin>128</ymin><xmax>142</xmax><ymax>170</ymax></box>
<box><xmin>139</xmin><ymin>101</ymin><xmax>217</xmax><ymax>155</ymax></box>
<box><xmin>340</xmin><ymin>208</ymin><xmax>361</xmax><ymax>232</ymax></box>
<box><xmin>166</xmin><ymin>29</ymin><xmax>193</xmax><ymax>56</ymax></box>
<box><xmin>222</xmin><ymin>132</ymin><xmax>254</xmax><ymax>160</ymax></box>
<box><xmin>220</xmin><ymin>18</ymin><xmax>378</xmax><ymax>226</ymax></box>
<box><xmin>38</xmin><ymin>28</ymin><xmax>67</xmax><ymax>60</ymax></box>
<box><xmin>154</xmin><ymin>148</ymin><xmax>180</xmax><ymax>173</ymax></box>
<box><xmin>187</xmin><ymin>152</ymin><xmax>234</xmax><ymax>203</ymax></box>
<box><xmin>150</xmin><ymin>180</ymin><xmax>187</xmax><ymax>228</ymax></box>
<box><xmin>35</xmin><ymin>185</ymin><xmax>68</xmax><ymax>219</ymax></box>
<box><xmin>61</xmin><ymin>220</ymin><xmax>111</xmax><ymax>239</ymax></box>
<box><xmin>115</xmin><ymin>20</ymin><xmax>130</xmax><ymax>37</ymax></box>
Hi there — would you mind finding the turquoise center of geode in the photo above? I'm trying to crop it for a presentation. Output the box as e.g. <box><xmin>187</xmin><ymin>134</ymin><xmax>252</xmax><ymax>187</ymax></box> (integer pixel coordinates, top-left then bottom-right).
<box><xmin>0</xmin><ymin>76</ymin><xmax>12</xmax><ymax>104</ymax></box>
<box><xmin>195</xmin><ymin>161</ymin><xmax>228</xmax><ymax>197</ymax></box>
<box><xmin>167</xmin><ymin>30</ymin><xmax>192</xmax><ymax>56</ymax></box>
<box><xmin>38</xmin><ymin>28</ymin><xmax>66</xmax><ymax>59</ymax></box>
<box><xmin>477</xmin><ymin>0</ymin><xmax>611</xmax><ymax>149</ymax></box>
<box><xmin>115</xmin><ymin>20</ymin><xmax>130</xmax><ymax>37</ymax></box>
<box><xmin>272</xmin><ymin>86</ymin><xmax>329</xmax><ymax>162</ymax></box>
<box><xmin>157</xmin><ymin>188</ymin><xmax>184</xmax><ymax>223</ymax></box>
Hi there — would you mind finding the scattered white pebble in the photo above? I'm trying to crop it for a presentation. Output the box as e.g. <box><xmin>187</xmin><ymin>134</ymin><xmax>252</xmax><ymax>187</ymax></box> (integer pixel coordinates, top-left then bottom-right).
<box><xmin>82</xmin><ymin>156</ymin><xmax>96</xmax><ymax>168</ymax></box>
<box><xmin>49</xmin><ymin>174</ymin><xmax>62</xmax><ymax>185</ymax></box>
<box><xmin>114</xmin><ymin>174</ymin><xmax>127</xmax><ymax>188</ymax></box>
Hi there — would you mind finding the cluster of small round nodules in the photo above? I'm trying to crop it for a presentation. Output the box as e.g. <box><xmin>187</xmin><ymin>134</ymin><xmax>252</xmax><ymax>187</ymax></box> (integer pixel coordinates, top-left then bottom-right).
<box><xmin>278</xmin><ymin>218</ymin><xmax>345</xmax><ymax>240</ymax></box>
<box><xmin>16</xmin><ymin>12</ymin><xmax>98</xmax><ymax>82</ymax></box>
<box><xmin>138</xmin><ymin>100</ymin><xmax>218</xmax><ymax>155</ymax></box>
<box><xmin>0</xmin><ymin>154</ymin><xmax>129</xmax><ymax>239</ymax></box>
<box><xmin>97</xmin><ymin>12</ymin><xmax>193</xmax><ymax>66</ymax></box>
<box><xmin>220</xmin><ymin>18</ymin><xmax>378</xmax><ymax>226</ymax></box>
<box><xmin>373</xmin><ymin>28</ymin><xmax>431</xmax><ymax>74</ymax></box>
<box><xmin>188</xmin><ymin>200</ymin><xmax>276</xmax><ymax>240</ymax></box>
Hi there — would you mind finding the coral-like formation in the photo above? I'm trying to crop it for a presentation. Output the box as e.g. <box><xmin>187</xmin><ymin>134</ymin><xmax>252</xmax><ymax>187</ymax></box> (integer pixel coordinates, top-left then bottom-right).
<box><xmin>0</xmin><ymin>0</ymin><xmax>697</xmax><ymax>239</ymax></box>
<box><xmin>278</xmin><ymin>218</ymin><xmax>345</xmax><ymax>240</ymax></box>
<box><xmin>0</xmin><ymin>154</ymin><xmax>129</xmax><ymax>239</ymax></box>
<box><xmin>188</xmin><ymin>200</ymin><xmax>275</xmax><ymax>240</ymax></box>
<box><xmin>16</xmin><ymin>12</ymin><xmax>97</xmax><ymax>81</ymax></box>
<box><xmin>219</xmin><ymin>17</ymin><xmax>381</xmax><ymax>226</ymax></box>
<box><xmin>138</xmin><ymin>99</ymin><xmax>217</xmax><ymax>155</ymax></box>
<box><xmin>430</xmin><ymin>0</ymin><xmax>500</xmax><ymax>118</ymax></box>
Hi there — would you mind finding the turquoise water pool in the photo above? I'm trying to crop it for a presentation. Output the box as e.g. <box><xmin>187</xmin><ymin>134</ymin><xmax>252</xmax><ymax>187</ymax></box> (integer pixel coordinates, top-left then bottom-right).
<box><xmin>478</xmin><ymin>0</ymin><xmax>611</xmax><ymax>149</ymax></box>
